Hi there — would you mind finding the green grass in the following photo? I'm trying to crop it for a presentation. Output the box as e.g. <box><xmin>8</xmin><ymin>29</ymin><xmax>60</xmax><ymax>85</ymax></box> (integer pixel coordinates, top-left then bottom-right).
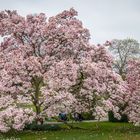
<box><xmin>0</xmin><ymin>122</ymin><xmax>140</xmax><ymax>140</ymax></box>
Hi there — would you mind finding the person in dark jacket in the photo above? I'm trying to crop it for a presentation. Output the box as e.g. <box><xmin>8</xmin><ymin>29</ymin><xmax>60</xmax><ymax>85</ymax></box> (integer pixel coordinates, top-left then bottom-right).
<box><xmin>74</xmin><ymin>112</ymin><xmax>83</xmax><ymax>122</ymax></box>
<box><xmin>59</xmin><ymin>112</ymin><xmax>68</xmax><ymax>122</ymax></box>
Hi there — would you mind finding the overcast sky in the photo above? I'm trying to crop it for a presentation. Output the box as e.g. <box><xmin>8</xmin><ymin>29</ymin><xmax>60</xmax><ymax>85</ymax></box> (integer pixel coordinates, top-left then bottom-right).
<box><xmin>0</xmin><ymin>0</ymin><xmax>140</xmax><ymax>44</ymax></box>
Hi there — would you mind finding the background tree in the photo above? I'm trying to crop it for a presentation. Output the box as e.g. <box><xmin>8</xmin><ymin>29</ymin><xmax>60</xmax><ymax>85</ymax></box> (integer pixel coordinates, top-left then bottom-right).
<box><xmin>106</xmin><ymin>39</ymin><xmax>140</xmax><ymax>80</ymax></box>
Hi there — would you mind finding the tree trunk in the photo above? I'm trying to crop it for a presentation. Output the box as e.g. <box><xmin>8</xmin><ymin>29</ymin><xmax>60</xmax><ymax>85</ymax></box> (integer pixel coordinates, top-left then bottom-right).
<box><xmin>31</xmin><ymin>76</ymin><xmax>44</xmax><ymax>124</ymax></box>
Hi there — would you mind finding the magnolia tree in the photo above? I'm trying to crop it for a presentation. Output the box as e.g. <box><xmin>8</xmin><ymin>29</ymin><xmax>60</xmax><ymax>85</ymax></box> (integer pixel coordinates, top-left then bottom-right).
<box><xmin>0</xmin><ymin>8</ymin><xmax>127</xmax><ymax>132</ymax></box>
<box><xmin>125</xmin><ymin>59</ymin><xmax>140</xmax><ymax>125</ymax></box>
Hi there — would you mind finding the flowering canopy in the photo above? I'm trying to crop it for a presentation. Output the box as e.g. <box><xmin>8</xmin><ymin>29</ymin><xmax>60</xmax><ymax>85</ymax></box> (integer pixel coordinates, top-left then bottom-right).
<box><xmin>0</xmin><ymin>8</ymin><xmax>128</xmax><ymax>132</ymax></box>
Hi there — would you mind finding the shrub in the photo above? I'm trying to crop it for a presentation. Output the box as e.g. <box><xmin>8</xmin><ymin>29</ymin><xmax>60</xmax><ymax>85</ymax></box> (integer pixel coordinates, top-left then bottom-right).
<box><xmin>24</xmin><ymin>122</ymin><xmax>61</xmax><ymax>131</ymax></box>
<box><xmin>108</xmin><ymin>111</ymin><xmax>128</xmax><ymax>122</ymax></box>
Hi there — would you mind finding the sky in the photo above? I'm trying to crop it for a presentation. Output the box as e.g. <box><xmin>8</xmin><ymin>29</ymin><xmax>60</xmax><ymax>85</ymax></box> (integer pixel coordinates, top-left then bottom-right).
<box><xmin>0</xmin><ymin>0</ymin><xmax>140</xmax><ymax>44</ymax></box>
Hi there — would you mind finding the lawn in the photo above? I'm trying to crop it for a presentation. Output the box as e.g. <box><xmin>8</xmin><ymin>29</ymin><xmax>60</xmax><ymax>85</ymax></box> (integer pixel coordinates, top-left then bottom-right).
<box><xmin>0</xmin><ymin>122</ymin><xmax>140</xmax><ymax>140</ymax></box>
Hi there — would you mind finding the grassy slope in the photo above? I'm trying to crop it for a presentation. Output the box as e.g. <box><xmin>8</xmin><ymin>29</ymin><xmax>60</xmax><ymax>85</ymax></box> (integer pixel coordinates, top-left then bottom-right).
<box><xmin>0</xmin><ymin>122</ymin><xmax>140</xmax><ymax>140</ymax></box>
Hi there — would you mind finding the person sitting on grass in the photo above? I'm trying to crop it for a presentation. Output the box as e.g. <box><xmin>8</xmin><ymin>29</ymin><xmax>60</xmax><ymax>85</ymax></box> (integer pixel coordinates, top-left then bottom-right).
<box><xmin>59</xmin><ymin>112</ymin><xmax>68</xmax><ymax>122</ymax></box>
<box><xmin>73</xmin><ymin>112</ymin><xmax>83</xmax><ymax>122</ymax></box>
